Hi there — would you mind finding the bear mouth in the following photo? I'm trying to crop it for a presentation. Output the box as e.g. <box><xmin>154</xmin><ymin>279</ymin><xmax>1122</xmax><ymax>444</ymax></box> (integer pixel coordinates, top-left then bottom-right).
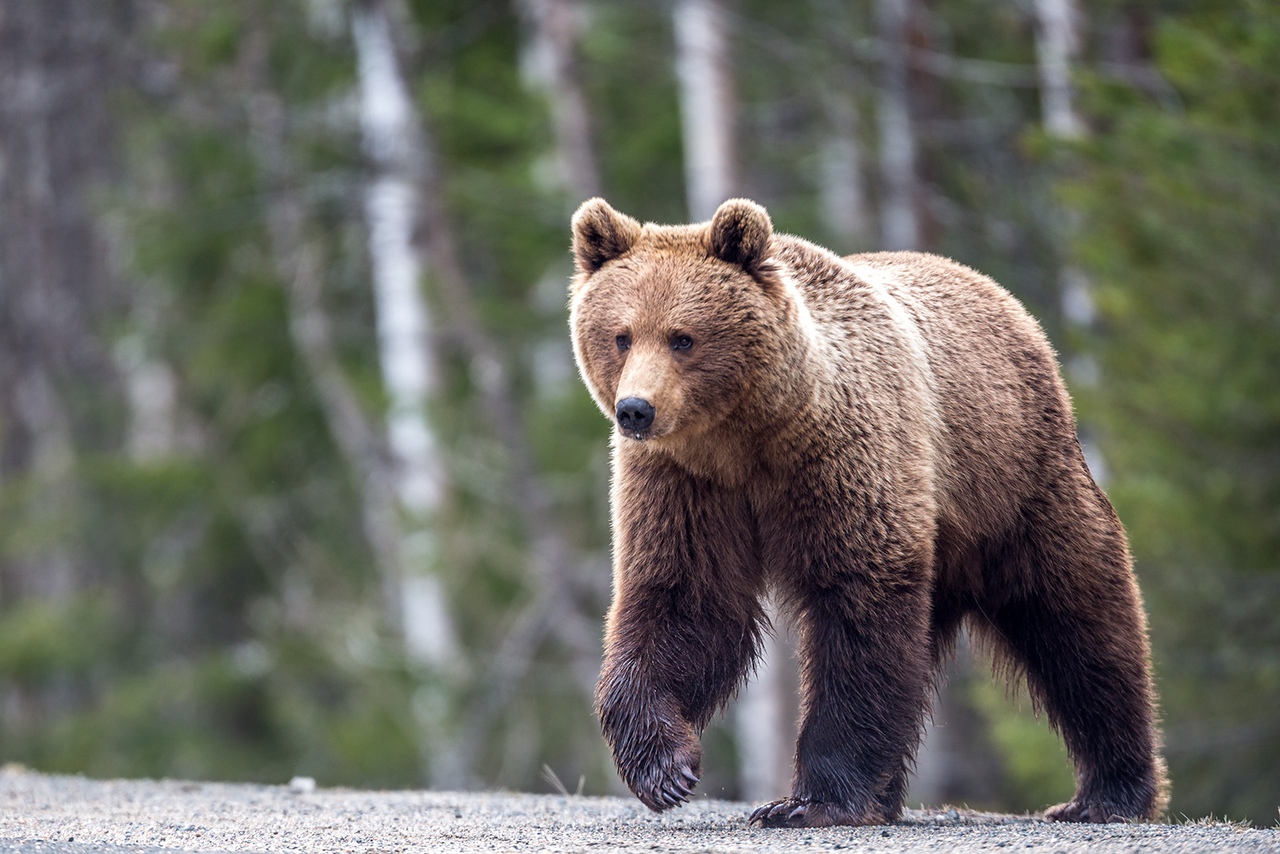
<box><xmin>617</xmin><ymin>423</ymin><xmax>669</xmax><ymax>443</ymax></box>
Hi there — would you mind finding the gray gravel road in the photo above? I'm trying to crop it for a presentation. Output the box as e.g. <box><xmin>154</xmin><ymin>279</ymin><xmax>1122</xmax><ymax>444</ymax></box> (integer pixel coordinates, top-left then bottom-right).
<box><xmin>0</xmin><ymin>767</ymin><xmax>1276</xmax><ymax>854</ymax></box>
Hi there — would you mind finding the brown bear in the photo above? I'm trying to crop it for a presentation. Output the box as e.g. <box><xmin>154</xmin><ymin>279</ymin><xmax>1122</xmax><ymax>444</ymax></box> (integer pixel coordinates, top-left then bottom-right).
<box><xmin>567</xmin><ymin>197</ymin><xmax>1167</xmax><ymax>828</ymax></box>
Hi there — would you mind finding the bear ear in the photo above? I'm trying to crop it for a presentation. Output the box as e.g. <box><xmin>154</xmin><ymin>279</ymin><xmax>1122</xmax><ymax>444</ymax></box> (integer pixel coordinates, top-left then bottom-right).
<box><xmin>571</xmin><ymin>198</ymin><xmax>643</xmax><ymax>275</ymax></box>
<box><xmin>709</xmin><ymin>198</ymin><xmax>773</xmax><ymax>275</ymax></box>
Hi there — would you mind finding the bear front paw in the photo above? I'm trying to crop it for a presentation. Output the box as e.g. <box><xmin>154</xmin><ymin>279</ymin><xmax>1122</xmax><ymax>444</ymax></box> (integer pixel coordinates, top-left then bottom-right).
<box><xmin>618</xmin><ymin>733</ymin><xmax>702</xmax><ymax>812</ymax></box>
<box><xmin>749</xmin><ymin>797</ymin><xmax>886</xmax><ymax>828</ymax></box>
<box><xmin>598</xmin><ymin>674</ymin><xmax>705</xmax><ymax>812</ymax></box>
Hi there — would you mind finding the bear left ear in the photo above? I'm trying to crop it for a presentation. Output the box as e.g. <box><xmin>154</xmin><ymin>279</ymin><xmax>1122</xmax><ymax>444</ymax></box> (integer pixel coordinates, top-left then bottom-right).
<box><xmin>709</xmin><ymin>198</ymin><xmax>773</xmax><ymax>275</ymax></box>
<box><xmin>571</xmin><ymin>198</ymin><xmax>643</xmax><ymax>275</ymax></box>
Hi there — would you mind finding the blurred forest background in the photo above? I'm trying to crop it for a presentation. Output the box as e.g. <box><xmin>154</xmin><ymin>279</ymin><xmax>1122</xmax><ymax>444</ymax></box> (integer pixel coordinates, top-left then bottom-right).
<box><xmin>0</xmin><ymin>0</ymin><xmax>1276</xmax><ymax>825</ymax></box>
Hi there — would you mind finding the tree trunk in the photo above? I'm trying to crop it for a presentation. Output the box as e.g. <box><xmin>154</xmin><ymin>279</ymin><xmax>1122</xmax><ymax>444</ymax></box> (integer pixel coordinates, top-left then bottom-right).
<box><xmin>0</xmin><ymin>0</ymin><xmax>130</xmax><ymax>600</ymax></box>
<box><xmin>361</xmin><ymin>0</ymin><xmax>601</xmax><ymax>783</ymax></box>
<box><xmin>672</xmin><ymin>0</ymin><xmax>796</xmax><ymax>803</ymax></box>
<box><xmin>673</xmin><ymin>0</ymin><xmax>736</xmax><ymax>221</ymax></box>
<box><xmin>348</xmin><ymin>0</ymin><xmax>469</xmax><ymax>787</ymax></box>
<box><xmin>519</xmin><ymin>0</ymin><xmax>601</xmax><ymax>203</ymax></box>
<box><xmin>1034</xmin><ymin>0</ymin><xmax>1085</xmax><ymax>140</ymax></box>
<box><xmin>351</xmin><ymin>0</ymin><xmax>458</xmax><ymax>669</ymax></box>
<box><xmin>820</xmin><ymin>94</ymin><xmax>871</xmax><ymax>248</ymax></box>
<box><xmin>875</xmin><ymin>0</ymin><xmax>919</xmax><ymax>250</ymax></box>
<box><xmin>1034</xmin><ymin>0</ymin><xmax>1101</xmax><ymax>480</ymax></box>
<box><xmin>0</xmin><ymin>0</ymin><xmax>133</xmax><ymax>751</ymax></box>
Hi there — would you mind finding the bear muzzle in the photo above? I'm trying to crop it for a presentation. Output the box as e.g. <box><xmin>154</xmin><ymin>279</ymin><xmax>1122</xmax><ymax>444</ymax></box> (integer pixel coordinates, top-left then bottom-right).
<box><xmin>615</xmin><ymin>396</ymin><xmax>656</xmax><ymax>440</ymax></box>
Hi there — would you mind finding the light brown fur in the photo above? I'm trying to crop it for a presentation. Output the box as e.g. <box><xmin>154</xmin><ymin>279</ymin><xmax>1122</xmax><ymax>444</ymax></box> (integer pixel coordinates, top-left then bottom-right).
<box><xmin>569</xmin><ymin>198</ymin><xmax>1167</xmax><ymax>827</ymax></box>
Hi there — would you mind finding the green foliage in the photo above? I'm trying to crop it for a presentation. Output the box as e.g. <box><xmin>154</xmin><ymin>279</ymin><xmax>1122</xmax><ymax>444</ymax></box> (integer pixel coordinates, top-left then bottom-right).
<box><xmin>0</xmin><ymin>596</ymin><xmax>123</xmax><ymax>687</ymax></box>
<box><xmin>1065</xmin><ymin>0</ymin><xmax>1280</xmax><ymax>822</ymax></box>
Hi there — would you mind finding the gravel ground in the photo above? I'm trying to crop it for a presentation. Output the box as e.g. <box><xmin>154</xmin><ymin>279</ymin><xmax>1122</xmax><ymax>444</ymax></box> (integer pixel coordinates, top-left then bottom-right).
<box><xmin>0</xmin><ymin>767</ymin><xmax>1276</xmax><ymax>854</ymax></box>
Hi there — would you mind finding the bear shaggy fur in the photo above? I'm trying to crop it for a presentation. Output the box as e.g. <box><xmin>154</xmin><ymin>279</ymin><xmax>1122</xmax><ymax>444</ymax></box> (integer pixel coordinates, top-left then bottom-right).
<box><xmin>568</xmin><ymin>197</ymin><xmax>1167</xmax><ymax>828</ymax></box>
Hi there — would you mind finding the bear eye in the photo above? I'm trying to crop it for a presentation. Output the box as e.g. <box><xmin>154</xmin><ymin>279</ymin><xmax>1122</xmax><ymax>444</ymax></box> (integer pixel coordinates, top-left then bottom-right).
<box><xmin>670</xmin><ymin>334</ymin><xmax>694</xmax><ymax>351</ymax></box>
<box><xmin>615</xmin><ymin>334</ymin><xmax>631</xmax><ymax>352</ymax></box>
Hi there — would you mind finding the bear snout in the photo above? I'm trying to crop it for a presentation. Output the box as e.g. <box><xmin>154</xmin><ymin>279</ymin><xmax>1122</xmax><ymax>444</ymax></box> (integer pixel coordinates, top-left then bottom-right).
<box><xmin>615</xmin><ymin>397</ymin><xmax>656</xmax><ymax>438</ymax></box>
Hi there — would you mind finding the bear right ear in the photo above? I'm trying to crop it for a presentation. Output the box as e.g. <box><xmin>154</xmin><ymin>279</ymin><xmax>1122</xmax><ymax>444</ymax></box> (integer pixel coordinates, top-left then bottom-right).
<box><xmin>571</xmin><ymin>198</ymin><xmax>643</xmax><ymax>275</ymax></box>
<box><xmin>709</xmin><ymin>198</ymin><xmax>773</xmax><ymax>276</ymax></box>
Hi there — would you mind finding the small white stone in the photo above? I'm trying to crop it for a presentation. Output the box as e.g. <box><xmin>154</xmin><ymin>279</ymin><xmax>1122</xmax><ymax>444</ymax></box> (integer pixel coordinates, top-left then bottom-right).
<box><xmin>288</xmin><ymin>776</ymin><xmax>316</xmax><ymax>794</ymax></box>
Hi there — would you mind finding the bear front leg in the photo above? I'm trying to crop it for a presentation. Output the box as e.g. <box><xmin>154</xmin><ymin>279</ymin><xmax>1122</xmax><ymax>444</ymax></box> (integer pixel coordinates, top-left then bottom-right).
<box><xmin>596</xmin><ymin>573</ymin><xmax>764</xmax><ymax>812</ymax></box>
<box><xmin>596</xmin><ymin>653</ymin><xmax>703</xmax><ymax>811</ymax></box>
<box><xmin>753</xmin><ymin>518</ymin><xmax>935</xmax><ymax>828</ymax></box>
<box><xmin>597</xmin><ymin>451</ymin><xmax>765</xmax><ymax>812</ymax></box>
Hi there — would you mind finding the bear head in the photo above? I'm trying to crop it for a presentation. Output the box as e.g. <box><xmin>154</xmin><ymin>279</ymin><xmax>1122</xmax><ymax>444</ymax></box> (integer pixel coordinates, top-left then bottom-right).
<box><xmin>569</xmin><ymin>197</ymin><xmax>795</xmax><ymax>447</ymax></box>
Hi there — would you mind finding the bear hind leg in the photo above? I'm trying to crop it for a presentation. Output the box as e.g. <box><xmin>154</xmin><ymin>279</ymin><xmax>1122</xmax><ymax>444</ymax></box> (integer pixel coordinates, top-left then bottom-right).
<box><xmin>980</xmin><ymin>490</ymin><xmax>1167</xmax><ymax>822</ymax></box>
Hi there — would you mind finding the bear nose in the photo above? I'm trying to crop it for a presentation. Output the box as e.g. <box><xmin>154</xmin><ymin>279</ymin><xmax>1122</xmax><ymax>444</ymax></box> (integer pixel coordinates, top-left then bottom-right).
<box><xmin>615</xmin><ymin>397</ymin><xmax>655</xmax><ymax>433</ymax></box>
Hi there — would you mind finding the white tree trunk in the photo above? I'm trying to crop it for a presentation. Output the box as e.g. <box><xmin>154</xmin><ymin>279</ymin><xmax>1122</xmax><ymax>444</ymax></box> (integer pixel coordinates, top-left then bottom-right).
<box><xmin>355</xmin><ymin>0</ymin><xmax>604</xmax><ymax>784</ymax></box>
<box><xmin>673</xmin><ymin>0</ymin><xmax>735</xmax><ymax>221</ymax></box>
<box><xmin>350</xmin><ymin>0</ymin><xmax>470</xmax><ymax>787</ymax></box>
<box><xmin>875</xmin><ymin>0</ymin><xmax>919</xmax><ymax>250</ymax></box>
<box><xmin>672</xmin><ymin>0</ymin><xmax>794</xmax><ymax>803</ymax></box>
<box><xmin>735</xmin><ymin>602</ymin><xmax>798</xmax><ymax>803</ymax></box>
<box><xmin>117</xmin><ymin>333</ymin><xmax>178</xmax><ymax>461</ymax></box>
<box><xmin>1034</xmin><ymin>0</ymin><xmax>1100</xmax><ymax>480</ymax></box>
<box><xmin>820</xmin><ymin>95</ymin><xmax>870</xmax><ymax>247</ymax></box>
<box><xmin>874</xmin><ymin>0</ymin><xmax>966</xmax><ymax>808</ymax></box>
<box><xmin>351</xmin><ymin>0</ymin><xmax>457</xmax><ymax>669</ymax></box>
<box><xmin>519</xmin><ymin>0</ymin><xmax>601</xmax><ymax>202</ymax></box>
<box><xmin>1034</xmin><ymin>0</ymin><xmax>1085</xmax><ymax>140</ymax></box>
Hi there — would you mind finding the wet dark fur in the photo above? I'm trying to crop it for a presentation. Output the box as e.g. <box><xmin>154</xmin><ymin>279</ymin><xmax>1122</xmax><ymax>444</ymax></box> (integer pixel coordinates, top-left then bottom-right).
<box><xmin>568</xmin><ymin>198</ymin><xmax>1168</xmax><ymax>828</ymax></box>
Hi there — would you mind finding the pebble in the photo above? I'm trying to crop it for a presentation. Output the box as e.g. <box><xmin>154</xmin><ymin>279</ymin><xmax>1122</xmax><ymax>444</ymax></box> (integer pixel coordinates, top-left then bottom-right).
<box><xmin>288</xmin><ymin>776</ymin><xmax>317</xmax><ymax>795</ymax></box>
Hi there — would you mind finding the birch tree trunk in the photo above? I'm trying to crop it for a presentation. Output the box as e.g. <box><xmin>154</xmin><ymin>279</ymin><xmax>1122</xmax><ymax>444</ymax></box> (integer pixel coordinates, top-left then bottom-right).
<box><xmin>873</xmin><ymin>0</ymin><xmax>986</xmax><ymax>807</ymax></box>
<box><xmin>519</xmin><ymin>0</ymin><xmax>601</xmax><ymax>203</ymax></box>
<box><xmin>245</xmin><ymin>80</ymin><xmax>404</xmax><ymax>654</ymax></box>
<box><xmin>350</xmin><ymin>0</ymin><xmax>465</xmax><ymax>786</ymax></box>
<box><xmin>1034</xmin><ymin>0</ymin><xmax>1100</xmax><ymax>481</ymax></box>
<box><xmin>352</xmin><ymin>0</ymin><xmax>460</xmax><ymax>668</ymax></box>
<box><xmin>820</xmin><ymin>94</ymin><xmax>871</xmax><ymax>248</ymax></box>
<box><xmin>517</xmin><ymin>0</ymin><xmax>601</xmax><ymax>435</ymax></box>
<box><xmin>1034</xmin><ymin>0</ymin><xmax>1085</xmax><ymax>140</ymax></box>
<box><xmin>673</xmin><ymin>0</ymin><xmax>736</xmax><ymax>221</ymax></box>
<box><xmin>355</xmin><ymin>0</ymin><xmax>600</xmax><ymax>782</ymax></box>
<box><xmin>875</xmin><ymin>0</ymin><xmax>920</xmax><ymax>250</ymax></box>
<box><xmin>240</xmin><ymin>6</ymin><xmax>462</xmax><ymax>784</ymax></box>
<box><xmin>0</xmin><ymin>0</ymin><xmax>132</xmax><ymax>745</ymax></box>
<box><xmin>879</xmin><ymin>3</ymin><xmax>946</xmax><ymax>802</ymax></box>
<box><xmin>672</xmin><ymin>0</ymin><xmax>795</xmax><ymax>803</ymax></box>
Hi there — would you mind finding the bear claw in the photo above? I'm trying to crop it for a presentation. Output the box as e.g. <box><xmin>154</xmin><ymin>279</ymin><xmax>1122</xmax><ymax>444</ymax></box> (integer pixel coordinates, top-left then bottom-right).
<box><xmin>750</xmin><ymin>798</ymin><xmax>808</xmax><ymax>827</ymax></box>
<box><xmin>631</xmin><ymin>757</ymin><xmax>701</xmax><ymax>812</ymax></box>
<box><xmin>749</xmin><ymin>797</ymin><xmax>885</xmax><ymax>828</ymax></box>
<box><xmin>1045</xmin><ymin>799</ymin><xmax>1132</xmax><ymax>823</ymax></box>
